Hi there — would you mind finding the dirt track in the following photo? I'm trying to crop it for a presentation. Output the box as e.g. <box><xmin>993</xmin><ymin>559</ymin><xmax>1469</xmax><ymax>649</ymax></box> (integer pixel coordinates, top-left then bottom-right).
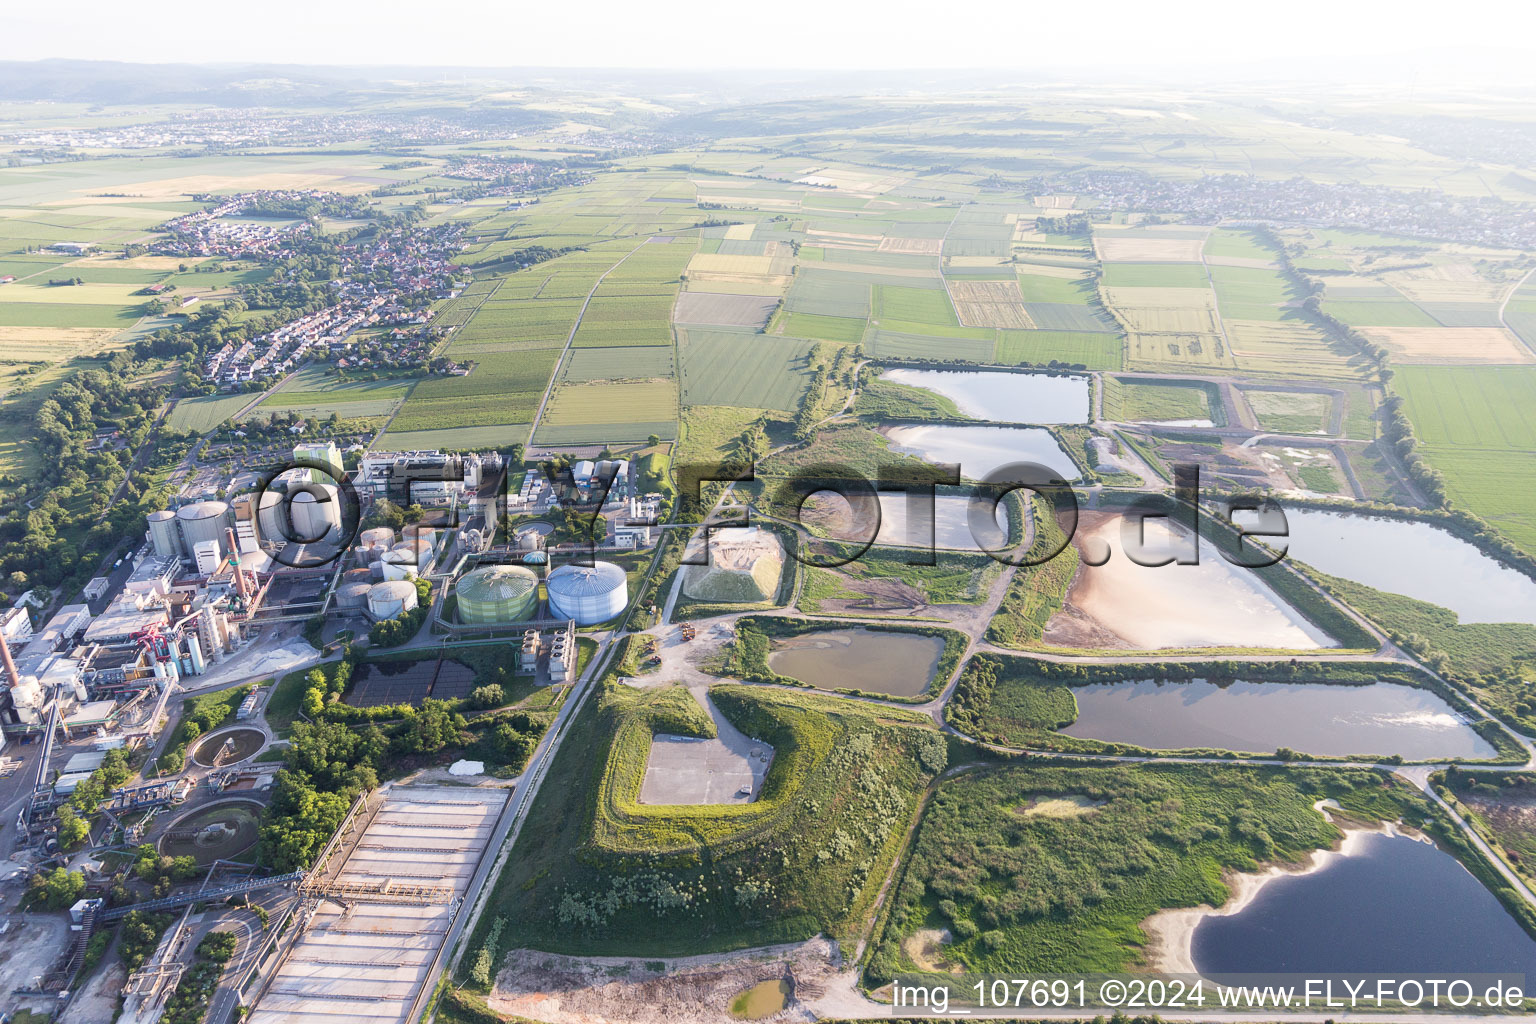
<box><xmin>489</xmin><ymin>936</ymin><xmax>872</xmax><ymax>1024</ymax></box>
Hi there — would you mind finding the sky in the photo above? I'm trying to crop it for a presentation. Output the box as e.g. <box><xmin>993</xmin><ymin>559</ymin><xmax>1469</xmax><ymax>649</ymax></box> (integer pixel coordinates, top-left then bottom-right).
<box><xmin>3</xmin><ymin>0</ymin><xmax>1535</xmax><ymax>74</ymax></box>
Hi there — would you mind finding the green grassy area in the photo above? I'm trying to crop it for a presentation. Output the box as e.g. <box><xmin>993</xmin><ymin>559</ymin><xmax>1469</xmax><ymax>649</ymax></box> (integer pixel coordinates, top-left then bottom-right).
<box><xmin>984</xmin><ymin>500</ymin><xmax>1078</xmax><ymax>649</ymax></box>
<box><xmin>1307</xmin><ymin>568</ymin><xmax>1536</xmax><ymax>731</ymax></box>
<box><xmin>461</xmin><ymin>679</ymin><xmax>944</xmax><ymax>961</ymax></box>
<box><xmin>797</xmin><ymin>545</ymin><xmax>1001</xmax><ymax>610</ymax></box>
<box><xmin>1101</xmin><ymin>377</ymin><xmax>1217</xmax><ymax>423</ymax></box>
<box><xmin>869</xmin><ymin>762</ymin><xmax>1434</xmax><ymax>979</ymax></box>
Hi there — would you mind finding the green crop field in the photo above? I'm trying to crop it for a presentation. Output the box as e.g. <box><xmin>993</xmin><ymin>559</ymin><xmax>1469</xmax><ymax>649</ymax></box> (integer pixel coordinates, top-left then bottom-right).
<box><xmin>1241</xmin><ymin>388</ymin><xmax>1333</xmax><ymax>433</ymax></box>
<box><xmin>1100</xmin><ymin>263</ymin><xmax>1211</xmax><ymax>289</ymax></box>
<box><xmin>872</xmin><ymin>284</ymin><xmax>957</xmax><ymax>325</ymax></box>
<box><xmin>1015</xmin><ymin>272</ymin><xmax>1097</xmax><ymax>305</ymax></box>
<box><xmin>1392</xmin><ymin>366</ymin><xmax>1536</xmax><ymax>555</ymax></box>
<box><xmin>995</xmin><ymin>330</ymin><xmax>1122</xmax><ymax>369</ymax></box>
<box><xmin>165</xmin><ymin>393</ymin><xmax>259</xmax><ymax>433</ymax></box>
<box><xmin>679</xmin><ymin>329</ymin><xmax>814</xmax><ymax>410</ymax></box>
<box><xmin>1208</xmin><ymin>264</ymin><xmax>1298</xmax><ymax>321</ymax></box>
<box><xmin>1321</xmin><ymin>299</ymin><xmax>1440</xmax><ymax>328</ymax></box>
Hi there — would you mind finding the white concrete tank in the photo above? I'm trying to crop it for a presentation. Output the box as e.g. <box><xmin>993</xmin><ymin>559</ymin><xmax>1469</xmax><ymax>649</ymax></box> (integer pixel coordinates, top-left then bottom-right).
<box><xmin>336</xmin><ymin>581</ymin><xmax>373</xmax><ymax>611</ymax></box>
<box><xmin>546</xmin><ymin>561</ymin><xmax>627</xmax><ymax>625</ymax></box>
<box><xmin>359</xmin><ymin>527</ymin><xmax>396</xmax><ymax>550</ymax></box>
<box><xmin>367</xmin><ymin>580</ymin><xmax>418</xmax><ymax>621</ymax></box>
<box><xmin>176</xmin><ymin>501</ymin><xmax>231</xmax><ymax>560</ymax></box>
<box><xmin>147</xmin><ymin>509</ymin><xmax>180</xmax><ymax>561</ymax></box>
<box><xmin>290</xmin><ymin>486</ymin><xmax>341</xmax><ymax>545</ymax></box>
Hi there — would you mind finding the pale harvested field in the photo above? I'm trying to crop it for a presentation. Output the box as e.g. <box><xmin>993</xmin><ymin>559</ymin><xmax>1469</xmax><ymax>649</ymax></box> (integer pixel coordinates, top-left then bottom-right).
<box><xmin>694</xmin><ymin>194</ymin><xmax>801</xmax><ymax>211</ymax></box>
<box><xmin>947</xmin><ymin>255</ymin><xmax>1010</xmax><ymax>267</ymax></box>
<box><xmin>722</xmin><ymin>224</ymin><xmax>755</xmax><ymax>241</ymax></box>
<box><xmin>1103</xmin><ymin>286</ymin><xmax>1217</xmax><ymax>309</ymax></box>
<box><xmin>687</xmin><ymin>253</ymin><xmax>776</xmax><ymax>276</ymax></box>
<box><xmin>1358</xmin><ymin>326</ymin><xmax>1534</xmax><ymax>364</ymax></box>
<box><xmin>1381</xmin><ymin>274</ymin><xmax>1507</xmax><ymax>304</ymax></box>
<box><xmin>1095</xmin><ymin>236</ymin><xmax>1207</xmax><ymax>262</ymax></box>
<box><xmin>807</xmin><ymin>229</ymin><xmax>882</xmax><ymax>243</ymax></box>
<box><xmin>0</xmin><ymin>325</ymin><xmax>122</xmax><ymax>358</ymax></box>
<box><xmin>950</xmin><ymin>280</ymin><xmax>1034</xmax><ymax>328</ymax></box>
<box><xmin>684</xmin><ymin>277</ymin><xmax>787</xmax><ymax>296</ymax></box>
<box><xmin>71</xmin><ymin>254</ymin><xmax>187</xmax><ymax>271</ymax></box>
<box><xmin>1033</xmin><ymin>195</ymin><xmax>1078</xmax><ymax>209</ymax></box>
<box><xmin>879</xmin><ymin>237</ymin><xmax>943</xmax><ymax>255</ymax></box>
<box><xmin>59</xmin><ymin>171</ymin><xmax>380</xmax><ymax>201</ymax></box>
<box><xmin>1017</xmin><ymin>264</ymin><xmax>1092</xmax><ymax>280</ymax></box>
<box><xmin>1116</xmin><ymin>306</ymin><xmax>1222</xmax><ymax>333</ymax></box>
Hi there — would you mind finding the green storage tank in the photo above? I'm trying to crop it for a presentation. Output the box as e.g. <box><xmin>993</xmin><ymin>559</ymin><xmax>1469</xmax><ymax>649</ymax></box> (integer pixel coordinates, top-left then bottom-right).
<box><xmin>456</xmin><ymin>564</ymin><xmax>539</xmax><ymax>624</ymax></box>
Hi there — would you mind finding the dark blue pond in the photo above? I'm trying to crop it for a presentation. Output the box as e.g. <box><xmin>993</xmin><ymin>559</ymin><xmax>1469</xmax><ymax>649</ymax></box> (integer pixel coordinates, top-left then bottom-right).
<box><xmin>1193</xmin><ymin>832</ymin><xmax>1536</xmax><ymax>983</ymax></box>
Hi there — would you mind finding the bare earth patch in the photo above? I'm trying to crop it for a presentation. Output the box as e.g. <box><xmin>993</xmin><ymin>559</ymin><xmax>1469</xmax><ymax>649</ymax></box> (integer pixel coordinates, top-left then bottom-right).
<box><xmin>490</xmin><ymin>937</ymin><xmax>853</xmax><ymax>1024</ymax></box>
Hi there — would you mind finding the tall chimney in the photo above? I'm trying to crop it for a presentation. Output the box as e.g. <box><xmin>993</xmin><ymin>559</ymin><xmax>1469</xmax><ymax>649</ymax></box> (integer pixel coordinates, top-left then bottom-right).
<box><xmin>225</xmin><ymin>527</ymin><xmax>250</xmax><ymax>600</ymax></box>
<box><xmin>0</xmin><ymin>626</ymin><xmax>20</xmax><ymax>689</ymax></box>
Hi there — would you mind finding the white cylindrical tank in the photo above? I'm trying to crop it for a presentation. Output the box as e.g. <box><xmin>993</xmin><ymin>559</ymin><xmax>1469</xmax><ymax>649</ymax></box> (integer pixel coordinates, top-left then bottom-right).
<box><xmin>380</xmin><ymin>560</ymin><xmax>418</xmax><ymax>582</ymax></box>
<box><xmin>546</xmin><ymin>561</ymin><xmax>627</xmax><ymax>625</ymax></box>
<box><xmin>359</xmin><ymin>527</ymin><xmax>395</xmax><ymax>550</ymax></box>
<box><xmin>257</xmin><ymin>490</ymin><xmax>286</xmax><ymax>546</ymax></box>
<box><xmin>176</xmin><ymin>500</ymin><xmax>231</xmax><ymax>560</ymax></box>
<box><xmin>367</xmin><ymin>580</ymin><xmax>418</xmax><ymax>621</ymax></box>
<box><xmin>290</xmin><ymin>486</ymin><xmax>341</xmax><ymax>545</ymax></box>
<box><xmin>337</xmin><ymin>581</ymin><xmax>373</xmax><ymax>611</ymax></box>
<box><xmin>148</xmin><ymin>510</ymin><xmax>180</xmax><ymax>560</ymax></box>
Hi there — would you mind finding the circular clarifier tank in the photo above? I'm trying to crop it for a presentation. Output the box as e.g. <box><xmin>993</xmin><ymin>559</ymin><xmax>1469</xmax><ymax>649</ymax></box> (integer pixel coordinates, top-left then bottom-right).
<box><xmin>190</xmin><ymin>726</ymin><xmax>266</xmax><ymax>768</ymax></box>
<box><xmin>156</xmin><ymin>798</ymin><xmax>264</xmax><ymax>865</ymax></box>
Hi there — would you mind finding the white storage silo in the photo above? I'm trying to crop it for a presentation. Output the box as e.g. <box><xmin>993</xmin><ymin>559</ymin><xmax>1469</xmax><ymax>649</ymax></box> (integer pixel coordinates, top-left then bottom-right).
<box><xmin>359</xmin><ymin>527</ymin><xmax>395</xmax><ymax>551</ymax></box>
<box><xmin>177</xmin><ymin>501</ymin><xmax>231</xmax><ymax>562</ymax></box>
<box><xmin>148</xmin><ymin>509</ymin><xmax>180</xmax><ymax>561</ymax></box>
<box><xmin>546</xmin><ymin>561</ymin><xmax>627</xmax><ymax>625</ymax></box>
<box><xmin>336</xmin><ymin>581</ymin><xmax>373</xmax><ymax>612</ymax></box>
<box><xmin>257</xmin><ymin>490</ymin><xmax>287</xmax><ymax>547</ymax></box>
<box><xmin>290</xmin><ymin>486</ymin><xmax>341</xmax><ymax>545</ymax></box>
<box><xmin>367</xmin><ymin>580</ymin><xmax>418</xmax><ymax>621</ymax></box>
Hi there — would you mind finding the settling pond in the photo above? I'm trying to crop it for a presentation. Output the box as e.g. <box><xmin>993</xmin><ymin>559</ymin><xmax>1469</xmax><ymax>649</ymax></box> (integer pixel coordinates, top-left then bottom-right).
<box><xmin>885</xmin><ymin>424</ymin><xmax>1079</xmax><ymax>483</ymax></box>
<box><xmin>879</xmin><ymin>368</ymin><xmax>1090</xmax><ymax>423</ymax></box>
<box><xmin>1264</xmin><ymin>509</ymin><xmax>1536</xmax><ymax>626</ymax></box>
<box><xmin>1193</xmin><ymin>831</ymin><xmax>1536</xmax><ymax>981</ymax></box>
<box><xmin>767</xmin><ymin>629</ymin><xmax>944</xmax><ymax>697</ymax></box>
<box><xmin>1059</xmin><ymin>679</ymin><xmax>1495</xmax><ymax>759</ymax></box>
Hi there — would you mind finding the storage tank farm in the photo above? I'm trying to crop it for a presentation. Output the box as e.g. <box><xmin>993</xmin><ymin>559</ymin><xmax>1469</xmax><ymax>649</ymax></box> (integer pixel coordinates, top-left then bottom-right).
<box><xmin>455</xmin><ymin>565</ymin><xmax>538</xmax><ymax>624</ymax></box>
<box><xmin>546</xmin><ymin>561</ymin><xmax>627</xmax><ymax>625</ymax></box>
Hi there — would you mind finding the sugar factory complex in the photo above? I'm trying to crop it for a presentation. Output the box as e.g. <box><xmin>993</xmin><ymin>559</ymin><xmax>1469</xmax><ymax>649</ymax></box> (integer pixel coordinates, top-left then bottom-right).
<box><xmin>0</xmin><ymin>432</ymin><xmax>800</xmax><ymax>1024</ymax></box>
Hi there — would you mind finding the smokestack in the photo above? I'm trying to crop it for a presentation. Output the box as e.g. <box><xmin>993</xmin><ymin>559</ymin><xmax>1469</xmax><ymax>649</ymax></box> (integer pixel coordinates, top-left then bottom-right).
<box><xmin>0</xmin><ymin>628</ymin><xmax>19</xmax><ymax>689</ymax></box>
<box><xmin>225</xmin><ymin>527</ymin><xmax>250</xmax><ymax>600</ymax></box>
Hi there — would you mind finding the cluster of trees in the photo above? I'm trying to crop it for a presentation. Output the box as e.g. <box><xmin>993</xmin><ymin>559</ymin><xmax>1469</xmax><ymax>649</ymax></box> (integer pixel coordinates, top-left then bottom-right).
<box><xmin>262</xmin><ymin>700</ymin><xmax>469</xmax><ymax>871</ymax></box>
<box><xmin>0</xmin><ymin>353</ymin><xmax>189</xmax><ymax>592</ymax></box>
<box><xmin>25</xmin><ymin>866</ymin><xmax>85</xmax><ymax>909</ymax></box>
<box><xmin>55</xmin><ymin>747</ymin><xmax>132</xmax><ymax>849</ymax></box>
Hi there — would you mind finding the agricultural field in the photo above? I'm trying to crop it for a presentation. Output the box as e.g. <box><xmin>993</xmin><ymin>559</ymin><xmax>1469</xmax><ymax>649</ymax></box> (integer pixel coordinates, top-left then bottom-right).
<box><xmin>678</xmin><ymin>329</ymin><xmax>814</xmax><ymax>411</ymax></box>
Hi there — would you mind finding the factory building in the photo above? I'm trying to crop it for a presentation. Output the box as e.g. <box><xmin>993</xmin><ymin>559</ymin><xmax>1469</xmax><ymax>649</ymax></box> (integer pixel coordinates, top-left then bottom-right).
<box><xmin>455</xmin><ymin>565</ymin><xmax>538</xmax><ymax>624</ymax></box>
<box><xmin>356</xmin><ymin>450</ymin><xmax>502</xmax><ymax>506</ymax></box>
<box><xmin>292</xmin><ymin>440</ymin><xmax>345</xmax><ymax>482</ymax></box>
<box><xmin>545</xmin><ymin>562</ymin><xmax>627</xmax><ymax>625</ymax></box>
